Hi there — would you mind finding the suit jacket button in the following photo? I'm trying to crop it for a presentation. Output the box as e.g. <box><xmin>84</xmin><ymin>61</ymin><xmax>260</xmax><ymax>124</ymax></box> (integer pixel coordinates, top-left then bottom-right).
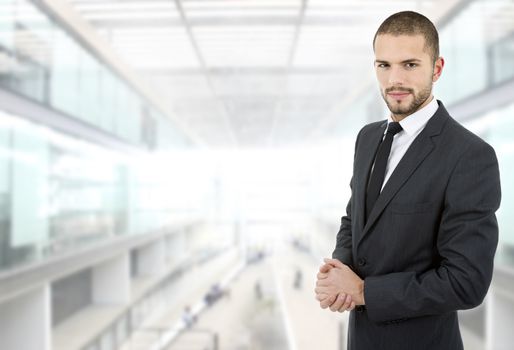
<box><xmin>358</xmin><ymin>258</ymin><xmax>367</xmax><ymax>267</ymax></box>
<box><xmin>355</xmin><ymin>305</ymin><xmax>366</xmax><ymax>313</ymax></box>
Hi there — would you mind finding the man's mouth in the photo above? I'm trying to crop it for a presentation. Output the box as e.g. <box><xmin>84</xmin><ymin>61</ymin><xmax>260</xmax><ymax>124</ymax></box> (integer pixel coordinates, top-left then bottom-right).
<box><xmin>387</xmin><ymin>91</ymin><xmax>411</xmax><ymax>99</ymax></box>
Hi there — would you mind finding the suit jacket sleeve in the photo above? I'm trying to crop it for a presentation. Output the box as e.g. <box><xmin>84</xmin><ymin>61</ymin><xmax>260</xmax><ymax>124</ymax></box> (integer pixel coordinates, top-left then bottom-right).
<box><xmin>332</xmin><ymin>180</ymin><xmax>354</xmax><ymax>267</ymax></box>
<box><xmin>364</xmin><ymin>141</ymin><xmax>501</xmax><ymax>323</ymax></box>
<box><xmin>332</xmin><ymin>129</ymin><xmax>363</xmax><ymax>267</ymax></box>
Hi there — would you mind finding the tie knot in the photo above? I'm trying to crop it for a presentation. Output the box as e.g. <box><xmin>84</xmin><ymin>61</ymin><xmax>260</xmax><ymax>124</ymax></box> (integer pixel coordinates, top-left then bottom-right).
<box><xmin>386</xmin><ymin>122</ymin><xmax>403</xmax><ymax>136</ymax></box>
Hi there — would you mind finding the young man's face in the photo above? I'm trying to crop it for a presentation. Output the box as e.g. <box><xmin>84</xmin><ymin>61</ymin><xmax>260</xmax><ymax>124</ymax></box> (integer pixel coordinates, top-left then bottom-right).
<box><xmin>374</xmin><ymin>33</ymin><xmax>444</xmax><ymax>120</ymax></box>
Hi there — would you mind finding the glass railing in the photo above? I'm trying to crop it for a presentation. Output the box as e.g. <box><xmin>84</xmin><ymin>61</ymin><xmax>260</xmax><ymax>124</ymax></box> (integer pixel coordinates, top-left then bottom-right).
<box><xmin>436</xmin><ymin>0</ymin><xmax>514</xmax><ymax>104</ymax></box>
<box><xmin>0</xmin><ymin>109</ymin><xmax>203</xmax><ymax>273</ymax></box>
<box><xmin>466</xmin><ymin>101</ymin><xmax>514</xmax><ymax>254</ymax></box>
<box><xmin>488</xmin><ymin>32</ymin><xmax>514</xmax><ymax>86</ymax></box>
<box><xmin>0</xmin><ymin>0</ymin><xmax>188</xmax><ymax>150</ymax></box>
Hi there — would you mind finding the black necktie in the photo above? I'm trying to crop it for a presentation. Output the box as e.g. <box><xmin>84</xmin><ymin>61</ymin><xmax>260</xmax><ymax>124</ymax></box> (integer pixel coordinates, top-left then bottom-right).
<box><xmin>365</xmin><ymin>122</ymin><xmax>403</xmax><ymax>220</ymax></box>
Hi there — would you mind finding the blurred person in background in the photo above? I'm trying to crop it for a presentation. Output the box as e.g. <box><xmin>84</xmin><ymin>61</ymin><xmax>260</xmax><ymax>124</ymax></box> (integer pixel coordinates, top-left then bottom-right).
<box><xmin>315</xmin><ymin>11</ymin><xmax>501</xmax><ymax>350</ymax></box>
<box><xmin>254</xmin><ymin>279</ymin><xmax>263</xmax><ymax>300</ymax></box>
<box><xmin>182</xmin><ymin>305</ymin><xmax>197</xmax><ymax>329</ymax></box>
<box><xmin>294</xmin><ymin>268</ymin><xmax>303</xmax><ymax>290</ymax></box>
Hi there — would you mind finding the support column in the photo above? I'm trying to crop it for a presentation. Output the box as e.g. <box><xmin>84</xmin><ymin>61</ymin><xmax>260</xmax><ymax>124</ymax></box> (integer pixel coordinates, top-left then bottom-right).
<box><xmin>486</xmin><ymin>265</ymin><xmax>514</xmax><ymax>350</ymax></box>
<box><xmin>92</xmin><ymin>253</ymin><xmax>130</xmax><ymax>304</ymax></box>
<box><xmin>0</xmin><ymin>285</ymin><xmax>51</xmax><ymax>350</ymax></box>
<box><xmin>486</xmin><ymin>286</ymin><xmax>514</xmax><ymax>350</ymax></box>
<box><xmin>137</xmin><ymin>239</ymin><xmax>165</xmax><ymax>276</ymax></box>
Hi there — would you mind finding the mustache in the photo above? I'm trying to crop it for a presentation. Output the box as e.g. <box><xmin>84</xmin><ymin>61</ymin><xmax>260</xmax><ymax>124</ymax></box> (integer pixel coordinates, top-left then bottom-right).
<box><xmin>385</xmin><ymin>87</ymin><xmax>413</xmax><ymax>93</ymax></box>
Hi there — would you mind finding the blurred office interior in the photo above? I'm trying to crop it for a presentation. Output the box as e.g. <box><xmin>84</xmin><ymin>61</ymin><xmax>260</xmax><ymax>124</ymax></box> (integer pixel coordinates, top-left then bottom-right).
<box><xmin>1</xmin><ymin>0</ymin><xmax>514</xmax><ymax>349</ymax></box>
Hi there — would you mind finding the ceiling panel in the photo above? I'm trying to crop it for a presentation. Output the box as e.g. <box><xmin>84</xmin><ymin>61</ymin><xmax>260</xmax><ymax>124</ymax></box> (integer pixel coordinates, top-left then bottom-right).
<box><xmin>66</xmin><ymin>0</ymin><xmax>466</xmax><ymax>148</ymax></box>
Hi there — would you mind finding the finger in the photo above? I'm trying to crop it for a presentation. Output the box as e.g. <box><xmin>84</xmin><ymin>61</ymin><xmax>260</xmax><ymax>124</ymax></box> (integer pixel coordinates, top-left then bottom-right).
<box><xmin>337</xmin><ymin>294</ymin><xmax>352</xmax><ymax>312</ymax></box>
<box><xmin>319</xmin><ymin>264</ymin><xmax>332</xmax><ymax>273</ymax></box>
<box><xmin>336</xmin><ymin>294</ymin><xmax>350</xmax><ymax>312</ymax></box>
<box><xmin>315</xmin><ymin>286</ymin><xmax>329</xmax><ymax>294</ymax></box>
<box><xmin>329</xmin><ymin>293</ymin><xmax>347</xmax><ymax>312</ymax></box>
<box><xmin>316</xmin><ymin>277</ymin><xmax>331</xmax><ymax>286</ymax></box>
<box><xmin>320</xmin><ymin>295</ymin><xmax>336</xmax><ymax>309</ymax></box>
<box><xmin>347</xmin><ymin>301</ymin><xmax>356</xmax><ymax>311</ymax></box>
<box><xmin>317</xmin><ymin>272</ymin><xmax>328</xmax><ymax>280</ymax></box>
<box><xmin>343</xmin><ymin>294</ymin><xmax>352</xmax><ymax>309</ymax></box>
<box><xmin>320</xmin><ymin>294</ymin><xmax>337</xmax><ymax>309</ymax></box>
<box><xmin>323</xmin><ymin>258</ymin><xmax>344</xmax><ymax>268</ymax></box>
<box><xmin>316</xmin><ymin>279</ymin><xmax>329</xmax><ymax>287</ymax></box>
<box><xmin>315</xmin><ymin>293</ymin><xmax>329</xmax><ymax>301</ymax></box>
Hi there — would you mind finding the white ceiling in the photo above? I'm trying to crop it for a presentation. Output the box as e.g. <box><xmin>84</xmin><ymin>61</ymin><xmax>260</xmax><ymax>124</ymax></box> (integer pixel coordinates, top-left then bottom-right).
<box><xmin>67</xmin><ymin>0</ymin><xmax>470</xmax><ymax>148</ymax></box>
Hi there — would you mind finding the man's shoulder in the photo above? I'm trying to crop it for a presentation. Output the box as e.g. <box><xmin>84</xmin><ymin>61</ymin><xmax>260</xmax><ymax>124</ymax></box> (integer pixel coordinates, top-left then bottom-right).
<box><xmin>358</xmin><ymin>120</ymin><xmax>387</xmax><ymax>137</ymax></box>
<box><xmin>439</xmin><ymin>113</ymin><xmax>497</xmax><ymax>164</ymax></box>
<box><xmin>352</xmin><ymin>120</ymin><xmax>386</xmax><ymax>147</ymax></box>
<box><xmin>444</xmin><ymin>114</ymin><xmax>494</xmax><ymax>151</ymax></box>
<box><xmin>362</xmin><ymin>120</ymin><xmax>387</xmax><ymax>130</ymax></box>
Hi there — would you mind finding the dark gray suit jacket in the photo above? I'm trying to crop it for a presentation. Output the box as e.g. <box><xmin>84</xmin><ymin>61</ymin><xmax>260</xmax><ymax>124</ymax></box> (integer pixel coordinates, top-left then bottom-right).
<box><xmin>332</xmin><ymin>101</ymin><xmax>501</xmax><ymax>350</ymax></box>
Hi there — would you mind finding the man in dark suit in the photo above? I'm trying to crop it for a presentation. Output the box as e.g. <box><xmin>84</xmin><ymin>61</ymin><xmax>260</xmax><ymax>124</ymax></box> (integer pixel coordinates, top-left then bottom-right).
<box><xmin>314</xmin><ymin>11</ymin><xmax>501</xmax><ymax>350</ymax></box>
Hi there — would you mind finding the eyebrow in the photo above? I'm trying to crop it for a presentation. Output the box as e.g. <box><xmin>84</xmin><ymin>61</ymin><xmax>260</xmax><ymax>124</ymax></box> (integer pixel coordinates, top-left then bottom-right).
<box><xmin>375</xmin><ymin>58</ymin><xmax>422</xmax><ymax>64</ymax></box>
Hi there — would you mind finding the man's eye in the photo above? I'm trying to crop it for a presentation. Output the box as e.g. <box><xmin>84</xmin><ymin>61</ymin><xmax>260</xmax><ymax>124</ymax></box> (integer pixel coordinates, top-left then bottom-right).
<box><xmin>378</xmin><ymin>64</ymin><xmax>389</xmax><ymax>68</ymax></box>
<box><xmin>406</xmin><ymin>63</ymin><xmax>417</xmax><ymax>68</ymax></box>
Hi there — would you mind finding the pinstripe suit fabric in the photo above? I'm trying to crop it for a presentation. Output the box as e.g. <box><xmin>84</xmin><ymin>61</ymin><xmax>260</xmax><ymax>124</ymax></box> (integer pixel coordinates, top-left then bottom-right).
<box><xmin>332</xmin><ymin>101</ymin><xmax>501</xmax><ymax>350</ymax></box>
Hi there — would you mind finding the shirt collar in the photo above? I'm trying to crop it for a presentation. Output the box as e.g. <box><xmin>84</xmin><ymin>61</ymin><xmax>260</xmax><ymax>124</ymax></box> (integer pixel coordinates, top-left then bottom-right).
<box><xmin>386</xmin><ymin>97</ymin><xmax>438</xmax><ymax>136</ymax></box>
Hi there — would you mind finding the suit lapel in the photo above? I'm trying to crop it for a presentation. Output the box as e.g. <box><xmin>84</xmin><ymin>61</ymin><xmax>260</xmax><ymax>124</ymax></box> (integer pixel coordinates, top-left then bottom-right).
<box><xmin>355</xmin><ymin>122</ymin><xmax>386</xmax><ymax>234</ymax></box>
<box><xmin>357</xmin><ymin>101</ymin><xmax>450</xmax><ymax>247</ymax></box>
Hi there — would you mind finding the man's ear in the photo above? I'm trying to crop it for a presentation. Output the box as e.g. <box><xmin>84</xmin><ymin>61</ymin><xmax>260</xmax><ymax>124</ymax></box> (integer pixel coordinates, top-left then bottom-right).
<box><xmin>433</xmin><ymin>56</ymin><xmax>444</xmax><ymax>82</ymax></box>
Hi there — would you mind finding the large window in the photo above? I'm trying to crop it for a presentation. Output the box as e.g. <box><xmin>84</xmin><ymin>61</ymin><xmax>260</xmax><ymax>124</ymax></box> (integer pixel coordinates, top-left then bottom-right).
<box><xmin>489</xmin><ymin>31</ymin><xmax>514</xmax><ymax>86</ymax></box>
<box><xmin>0</xmin><ymin>109</ymin><xmax>200</xmax><ymax>272</ymax></box>
<box><xmin>461</xmin><ymin>100</ymin><xmax>514</xmax><ymax>265</ymax></box>
<box><xmin>0</xmin><ymin>0</ymin><xmax>194</xmax><ymax>272</ymax></box>
<box><xmin>436</xmin><ymin>0</ymin><xmax>514</xmax><ymax>104</ymax></box>
<box><xmin>479</xmin><ymin>102</ymin><xmax>514</xmax><ymax>249</ymax></box>
<box><xmin>0</xmin><ymin>0</ymin><xmax>184</xmax><ymax>149</ymax></box>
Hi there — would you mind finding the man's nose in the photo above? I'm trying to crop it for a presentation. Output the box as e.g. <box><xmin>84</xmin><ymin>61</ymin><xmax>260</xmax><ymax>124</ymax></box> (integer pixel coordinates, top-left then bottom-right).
<box><xmin>388</xmin><ymin>66</ymin><xmax>406</xmax><ymax>86</ymax></box>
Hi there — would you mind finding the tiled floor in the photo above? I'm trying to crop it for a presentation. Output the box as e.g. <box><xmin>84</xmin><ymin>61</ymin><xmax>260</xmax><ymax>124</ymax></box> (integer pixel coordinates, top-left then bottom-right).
<box><xmin>119</xmin><ymin>250</ymin><xmax>240</xmax><ymax>350</ymax></box>
<box><xmin>161</xmin><ymin>243</ymin><xmax>485</xmax><ymax>350</ymax></box>
<box><xmin>167</xmin><ymin>259</ymin><xmax>290</xmax><ymax>350</ymax></box>
<box><xmin>102</xmin><ymin>240</ymin><xmax>489</xmax><ymax>350</ymax></box>
<box><xmin>166</xmin><ymin>245</ymin><xmax>345</xmax><ymax>350</ymax></box>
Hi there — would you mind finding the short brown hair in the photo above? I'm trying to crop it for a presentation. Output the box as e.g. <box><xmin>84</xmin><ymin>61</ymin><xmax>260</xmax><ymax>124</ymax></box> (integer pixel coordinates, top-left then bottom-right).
<box><xmin>373</xmin><ymin>11</ymin><xmax>439</xmax><ymax>63</ymax></box>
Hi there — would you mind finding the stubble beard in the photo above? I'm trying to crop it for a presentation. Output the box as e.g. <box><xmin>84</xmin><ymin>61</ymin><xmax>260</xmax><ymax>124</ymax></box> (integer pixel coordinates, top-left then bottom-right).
<box><xmin>382</xmin><ymin>80</ymin><xmax>433</xmax><ymax>119</ymax></box>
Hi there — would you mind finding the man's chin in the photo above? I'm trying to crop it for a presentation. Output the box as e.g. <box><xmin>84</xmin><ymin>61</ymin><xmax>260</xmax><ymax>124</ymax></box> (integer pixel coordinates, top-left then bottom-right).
<box><xmin>386</xmin><ymin>103</ymin><xmax>413</xmax><ymax>116</ymax></box>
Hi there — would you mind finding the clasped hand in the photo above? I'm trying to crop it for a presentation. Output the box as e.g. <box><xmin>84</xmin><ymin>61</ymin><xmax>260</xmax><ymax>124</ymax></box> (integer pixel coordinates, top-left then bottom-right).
<box><xmin>315</xmin><ymin>258</ymin><xmax>365</xmax><ymax>313</ymax></box>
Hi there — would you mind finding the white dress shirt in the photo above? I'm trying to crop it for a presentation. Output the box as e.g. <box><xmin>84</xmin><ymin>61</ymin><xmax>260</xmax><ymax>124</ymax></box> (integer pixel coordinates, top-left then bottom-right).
<box><xmin>381</xmin><ymin>97</ymin><xmax>439</xmax><ymax>191</ymax></box>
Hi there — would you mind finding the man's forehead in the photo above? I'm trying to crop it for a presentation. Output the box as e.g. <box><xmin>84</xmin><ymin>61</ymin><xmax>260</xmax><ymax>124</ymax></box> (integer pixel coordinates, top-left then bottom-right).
<box><xmin>374</xmin><ymin>33</ymin><xmax>430</xmax><ymax>60</ymax></box>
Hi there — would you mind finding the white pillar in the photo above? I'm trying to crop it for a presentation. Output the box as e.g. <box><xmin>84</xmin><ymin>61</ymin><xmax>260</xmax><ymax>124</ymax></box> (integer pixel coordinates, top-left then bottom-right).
<box><xmin>92</xmin><ymin>253</ymin><xmax>130</xmax><ymax>304</ymax></box>
<box><xmin>486</xmin><ymin>287</ymin><xmax>514</xmax><ymax>350</ymax></box>
<box><xmin>0</xmin><ymin>285</ymin><xmax>51</xmax><ymax>350</ymax></box>
<box><xmin>178</xmin><ymin>230</ymin><xmax>188</xmax><ymax>261</ymax></box>
<box><xmin>167</xmin><ymin>231</ymin><xmax>187</xmax><ymax>264</ymax></box>
<box><xmin>137</xmin><ymin>239</ymin><xmax>165</xmax><ymax>276</ymax></box>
